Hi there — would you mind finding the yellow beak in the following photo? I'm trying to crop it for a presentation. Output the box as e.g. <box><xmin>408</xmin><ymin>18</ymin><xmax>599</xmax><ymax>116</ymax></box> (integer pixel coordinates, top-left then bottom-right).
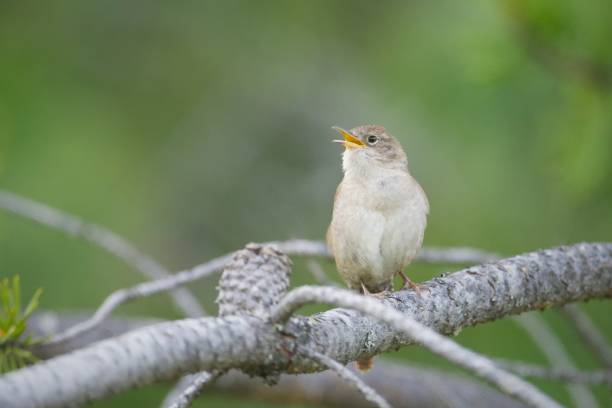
<box><xmin>332</xmin><ymin>126</ymin><xmax>365</xmax><ymax>149</ymax></box>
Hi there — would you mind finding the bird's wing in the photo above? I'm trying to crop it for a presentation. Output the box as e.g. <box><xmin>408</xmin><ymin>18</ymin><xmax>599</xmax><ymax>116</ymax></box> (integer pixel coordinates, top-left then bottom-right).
<box><xmin>326</xmin><ymin>181</ymin><xmax>344</xmax><ymax>255</ymax></box>
<box><xmin>326</xmin><ymin>224</ymin><xmax>334</xmax><ymax>254</ymax></box>
<box><xmin>414</xmin><ymin>178</ymin><xmax>430</xmax><ymax>215</ymax></box>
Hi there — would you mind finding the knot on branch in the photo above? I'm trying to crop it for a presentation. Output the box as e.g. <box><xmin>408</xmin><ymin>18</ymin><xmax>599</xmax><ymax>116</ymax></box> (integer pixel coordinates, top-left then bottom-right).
<box><xmin>216</xmin><ymin>243</ymin><xmax>292</xmax><ymax>319</ymax></box>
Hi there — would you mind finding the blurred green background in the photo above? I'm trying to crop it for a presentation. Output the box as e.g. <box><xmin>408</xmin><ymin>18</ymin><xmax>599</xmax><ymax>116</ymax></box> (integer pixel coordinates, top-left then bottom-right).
<box><xmin>1</xmin><ymin>0</ymin><xmax>611</xmax><ymax>406</ymax></box>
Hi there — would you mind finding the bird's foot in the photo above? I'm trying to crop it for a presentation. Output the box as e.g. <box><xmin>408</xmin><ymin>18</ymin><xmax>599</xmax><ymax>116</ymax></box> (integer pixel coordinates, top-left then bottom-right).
<box><xmin>369</xmin><ymin>290</ymin><xmax>392</xmax><ymax>299</ymax></box>
<box><xmin>360</xmin><ymin>282</ymin><xmax>391</xmax><ymax>299</ymax></box>
<box><xmin>399</xmin><ymin>271</ymin><xmax>424</xmax><ymax>294</ymax></box>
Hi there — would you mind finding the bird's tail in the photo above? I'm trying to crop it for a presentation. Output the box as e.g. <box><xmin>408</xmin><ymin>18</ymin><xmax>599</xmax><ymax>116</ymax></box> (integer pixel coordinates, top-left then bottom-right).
<box><xmin>356</xmin><ymin>357</ymin><xmax>374</xmax><ymax>372</ymax></box>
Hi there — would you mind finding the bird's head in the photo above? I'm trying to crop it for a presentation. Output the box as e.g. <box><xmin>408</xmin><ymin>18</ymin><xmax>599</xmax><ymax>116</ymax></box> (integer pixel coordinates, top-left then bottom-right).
<box><xmin>332</xmin><ymin>125</ymin><xmax>408</xmax><ymax>175</ymax></box>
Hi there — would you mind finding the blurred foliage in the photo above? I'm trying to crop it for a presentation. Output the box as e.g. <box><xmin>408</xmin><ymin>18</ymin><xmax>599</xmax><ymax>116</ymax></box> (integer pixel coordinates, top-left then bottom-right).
<box><xmin>0</xmin><ymin>276</ymin><xmax>43</xmax><ymax>373</ymax></box>
<box><xmin>0</xmin><ymin>0</ymin><xmax>611</xmax><ymax>406</ymax></box>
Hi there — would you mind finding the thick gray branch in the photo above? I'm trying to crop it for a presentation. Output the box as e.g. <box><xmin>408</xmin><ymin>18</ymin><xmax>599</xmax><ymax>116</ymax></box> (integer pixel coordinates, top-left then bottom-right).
<box><xmin>4</xmin><ymin>316</ymin><xmax>278</xmax><ymax>408</ymax></box>
<box><xmin>1</xmin><ymin>243</ymin><xmax>610</xmax><ymax>407</ymax></box>
<box><xmin>27</xmin><ymin>312</ymin><xmax>530</xmax><ymax>408</ymax></box>
<box><xmin>278</xmin><ymin>243</ymin><xmax>612</xmax><ymax>367</ymax></box>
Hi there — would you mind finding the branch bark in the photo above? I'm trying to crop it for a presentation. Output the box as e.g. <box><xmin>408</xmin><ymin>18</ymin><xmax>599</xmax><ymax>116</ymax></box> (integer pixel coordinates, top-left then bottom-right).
<box><xmin>26</xmin><ymin>312</ymin><xmax>531</xmax><ymax>407</ymax></box>
<box><xmin>1</xmin><ymin>243</ymin><xmax>610</xmax><ymax>407</ymax></box>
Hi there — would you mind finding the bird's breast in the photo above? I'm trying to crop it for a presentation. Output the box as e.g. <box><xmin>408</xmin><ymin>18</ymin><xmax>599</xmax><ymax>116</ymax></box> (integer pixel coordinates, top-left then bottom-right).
<box><xmin>330</xmin><ymin>171</ymin><xmax>428</xmax><ymax>291</ymax></box>
<box><xmin>339</xmin><ymin>172</ymin><xmax>420</xmax><ymax>214</ymax></box>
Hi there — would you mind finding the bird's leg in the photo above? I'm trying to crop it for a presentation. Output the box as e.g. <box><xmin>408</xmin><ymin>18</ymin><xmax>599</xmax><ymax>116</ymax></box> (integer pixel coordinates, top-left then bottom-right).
<box><xmin>399</xmin><ymin>270</ymin><xmax>424</xmax><ymax>293</ymax></box>
<box><xmin>361</xmin><ymin>282</ymin><xmax>391</xmax><ymax>299</ymax></box>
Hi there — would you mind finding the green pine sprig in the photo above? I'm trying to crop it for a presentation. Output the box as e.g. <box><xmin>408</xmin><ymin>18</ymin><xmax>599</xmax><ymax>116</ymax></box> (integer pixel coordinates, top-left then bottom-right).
<box><xmin>0</xmin><ymin>275</ymin><xmax>43</xmax><ymax>373</ymax></box>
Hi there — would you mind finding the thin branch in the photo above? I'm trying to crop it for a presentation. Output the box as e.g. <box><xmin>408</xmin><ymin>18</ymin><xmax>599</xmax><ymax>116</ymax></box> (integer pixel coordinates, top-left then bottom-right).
<box><xmin>496</xmin><ymin>359</ymin><xmax>612</xmax><ymax>387</ymax></box>
<box><xmin>163</xmin><ymin>371</ymin><xmax>221</xmax><ymax>408</ymax></box>
<box><xmin>161</xmin><ymin>374</ymin><xmax>202</xmax><ymax>408</ymax></box>
<box><xmin>300</xmin><ymin>347</ymin><xmax>391</xmax><ymax>408</ymax></box>
<box><xmin>561</xmin><ymin>304</ymin><xmax>612</xmax><ymax>369</ymax></box>
<box><xmin>418</xmin><ymin>246</ymin><xmax>500</xmax><ymax>264</ymax></box>
<box><xmin>271</xmin><ymin>286</ymin><xmax>562</xmax><ymax>408</ymax></box>
<box><xmin>28</xmin><ymin>311</ymin><xmax>160</xmax><ymax>356</ymax></box>
<box><xmin>2</xmin><ymin>243</ymin><xmax>610</xmax><ymax>408</ymax></box>
<box><xmin>513</xmin><ymin>313</ymin><xmax>597</xmax><ymax>408</ymax></box>
<box><xmin>35</xmin><ymin>241</ymin><xmax>298</xmax><ymax>355</ymax></box>
<box><xmin>0</xmin><ymin>189</ymin><xmax>205</xmax><ymax>318</ymax></box>
<box><xmin>307</xmin><ymin>259</ymin><xmax>339</xmax><ymax>286</ymax></box>
<box><xmin>33</xmin><ymin>251</ymin><xmax>232</xmax><ymax>357</ymax></box>
<box><xmin>266</xmin><ymin>239</ymin><xmax>501</xmax><ymax>265</ymax></box>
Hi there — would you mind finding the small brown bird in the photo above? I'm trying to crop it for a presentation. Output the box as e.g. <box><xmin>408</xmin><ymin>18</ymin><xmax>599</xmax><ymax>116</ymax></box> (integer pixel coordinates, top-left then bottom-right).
<box><xmin>327</xmin><ymin>125</ymin><xmax>429</xmax><ymax>295</ymax></box>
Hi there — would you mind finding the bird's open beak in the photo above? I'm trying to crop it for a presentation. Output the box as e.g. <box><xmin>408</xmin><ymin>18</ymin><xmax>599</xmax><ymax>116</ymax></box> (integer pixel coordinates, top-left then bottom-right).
<box><xmin>332</xmin><ymin>126</ymin><xmax>365</xmax><ymax>149</ymax></box>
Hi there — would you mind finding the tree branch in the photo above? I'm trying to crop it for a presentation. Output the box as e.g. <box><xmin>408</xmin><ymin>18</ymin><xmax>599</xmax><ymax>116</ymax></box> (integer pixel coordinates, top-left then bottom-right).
<box><xmin>35</xmin><ymin>239</ymin><xmax>498</xmax><ymax>357</ymax></box>
<box><xmin>513</xmin><ymin>313</ymin><xmax>597</xmax><ymax>408</ymax></box>
<box><xmin>271</xmin><ymin>286</ymin><xmax>561</xmax><ymax>408</ymax></box>
<box><xmin>0</xmin><ymin>189</ymin><xmax>205</xmax><ymax>318</ymax></box>
<box><xmin>307</xmin><ymin>259</ymin><xmax>339</xmax><ymax>286</ymax></box>
<box><xmin>1</xmin><ymin>243</ymin><xmax>610</xmax><ymax>408</ymax></box>
<box><xmin>418</xmin><ymin>246</ymin><xmax>500</xmax><ymax>264</ymax></box>
<box><xmin>163</xmin><ymin>371</ymin><xmax>220</xmax><ymax>408</ymax></box>
<box><xmin>496</xmin><ymin>359</ymin><xmax>612</xmax><ymax>387</ymax></box>
<box><xmin>25</xmin><ymin>312</ymin><xmax>531</xmax><ymax>408</ymax></box>
<box><xmin>561</xmin><ymin>304</ymin><xmax>612</xmax><ymax>369</ymax></box>
<box><xmin>300</xmin><ymin>347</ymin><xmax>391</xmax><ymax>408</ymax></box>
<box><xmin>214</xmin><ymin>364</ymin><xmax>527</xmax><ymax>408</ymax></box>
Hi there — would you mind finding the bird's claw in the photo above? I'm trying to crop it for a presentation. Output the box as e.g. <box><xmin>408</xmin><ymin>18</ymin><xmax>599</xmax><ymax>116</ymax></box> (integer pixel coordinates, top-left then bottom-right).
<box><xmin>360</xmin><ymin>282</ymin><xmax>391</xmax><ymax>299</ymax></box>
<box><xmin>402</xmin><ymin>279</ymin><xmax>425</xmax><ymax>294</ymax></box>
<box><xmin>399</xmin><ymin>271</ymin><xmax>424</xmax><ymax>294</ymax></box>
<box><xmin>368</xmin><ymin>290</ymin><xmax>392</xmax><ymax>299</ymax></box>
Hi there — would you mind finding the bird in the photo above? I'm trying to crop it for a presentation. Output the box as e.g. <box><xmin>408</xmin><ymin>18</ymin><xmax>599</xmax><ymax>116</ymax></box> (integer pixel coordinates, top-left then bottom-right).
<box><xmin>327</xmin><ymin>125</ymin><xmax>429</xmax><ymax>296</ymax></box>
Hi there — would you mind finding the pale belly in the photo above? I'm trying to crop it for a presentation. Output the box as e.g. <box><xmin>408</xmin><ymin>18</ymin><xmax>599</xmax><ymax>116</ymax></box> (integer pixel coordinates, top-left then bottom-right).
<box><xmin>330</xmin><ymin>204</ymin><xmax>426</xmax><ymax>292</ymax></box>
<box><xmin>328</xmin><ymin>168</ymin><xmax>429</xmax><ymax>292</ymax></box>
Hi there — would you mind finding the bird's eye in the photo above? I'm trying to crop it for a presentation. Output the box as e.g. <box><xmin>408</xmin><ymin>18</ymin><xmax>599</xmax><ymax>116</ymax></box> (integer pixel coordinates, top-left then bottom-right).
<box><xmin>366</xmin><ymin>135</ymin><xmax>379</xmax><ymax>145</ymax></box>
